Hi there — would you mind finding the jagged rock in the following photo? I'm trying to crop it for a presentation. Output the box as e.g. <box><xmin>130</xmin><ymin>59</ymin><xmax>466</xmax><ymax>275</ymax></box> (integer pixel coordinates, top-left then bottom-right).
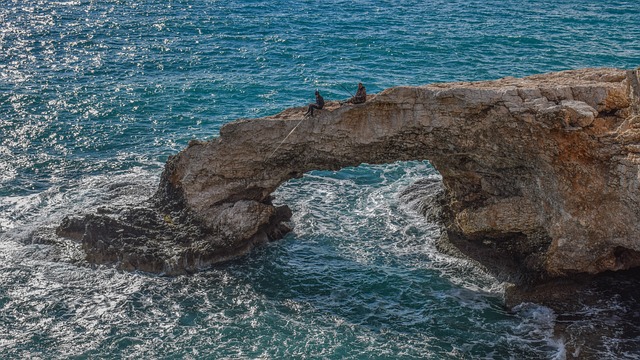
<box><xmin>58</xmin><ymin>67</ymin><xmax>640</xmax><ymax>284</ymax></box>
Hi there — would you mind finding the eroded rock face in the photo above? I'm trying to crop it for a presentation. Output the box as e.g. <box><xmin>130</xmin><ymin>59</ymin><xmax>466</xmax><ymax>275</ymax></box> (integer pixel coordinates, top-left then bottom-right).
<box><xmin>59</xmin><ymin>67</ymin><xmax>640</xmax><ymax>280</ymax></box>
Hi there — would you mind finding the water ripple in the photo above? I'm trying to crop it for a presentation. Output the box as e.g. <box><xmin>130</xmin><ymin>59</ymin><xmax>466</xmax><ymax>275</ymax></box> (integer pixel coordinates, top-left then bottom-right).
<box><xmin>1</xmin><ymin>0</ymin><xmax>639</xmax><ymax>357</ymax></box>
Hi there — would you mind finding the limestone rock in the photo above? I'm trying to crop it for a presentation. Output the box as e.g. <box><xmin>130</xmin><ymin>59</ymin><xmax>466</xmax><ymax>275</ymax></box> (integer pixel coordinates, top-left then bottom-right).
<box><xmin>58</xmin><ymin>67</ymin><xmax>640</xmax><ymax>283</ymax></box>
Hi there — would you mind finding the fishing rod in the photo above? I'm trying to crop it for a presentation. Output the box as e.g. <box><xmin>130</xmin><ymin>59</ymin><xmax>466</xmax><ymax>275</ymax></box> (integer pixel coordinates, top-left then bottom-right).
<box><xmin>268</xmin><ymin>84</ymin><xmax>352</xmax><ymax>161</ymax></box>
<box><xmin>265</xmin><ymin>117</ymin><xmax>306</xmax><ymax>160</ymax></box>
<box><xmin>266</xmin><ymin>88</ymin><xmax>325</xmax><ymax>160</ymax></box>
<box><xmin>339</xmin><ymin>84</ymin><xmax>354</xmax><ymax>98</ymax></box>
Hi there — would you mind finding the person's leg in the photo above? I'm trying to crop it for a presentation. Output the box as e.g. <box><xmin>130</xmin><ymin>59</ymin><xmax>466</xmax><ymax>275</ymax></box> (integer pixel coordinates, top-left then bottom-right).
<box><xmin>306</xmin><ymin>104</ymin><xmax>319</xmax><ymax>116</ymax></box>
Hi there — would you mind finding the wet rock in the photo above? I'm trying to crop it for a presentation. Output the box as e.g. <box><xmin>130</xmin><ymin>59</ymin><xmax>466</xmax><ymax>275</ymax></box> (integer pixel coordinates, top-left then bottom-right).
<box><xmin>56</xmin><ymin>216</ymin><xmax>87</xmax><ymax>241</ymax></box>
<box><xmin>399</xmin><ymin>177</ymin><xmax>446</xmax><ymax>223</ymax></box>
<box><xmin>505</xmin><ymin>268</ymin><xmax>640</xmax><ymax>359</ymax></box>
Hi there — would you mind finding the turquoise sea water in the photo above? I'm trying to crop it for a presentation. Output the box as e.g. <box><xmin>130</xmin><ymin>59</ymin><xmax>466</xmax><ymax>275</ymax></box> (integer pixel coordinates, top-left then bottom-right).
<box><xmin>1</xmin><ymin>0</ymin><xmax>639</xmax><ymax>358</ymax></box>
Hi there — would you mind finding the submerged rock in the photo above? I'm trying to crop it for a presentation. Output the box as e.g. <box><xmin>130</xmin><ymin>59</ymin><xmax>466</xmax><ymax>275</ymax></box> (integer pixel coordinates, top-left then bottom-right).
<box><xmin>58</xmin><ymin>68</ymin><xmax>640</xmax><ymax>286</ymax></box>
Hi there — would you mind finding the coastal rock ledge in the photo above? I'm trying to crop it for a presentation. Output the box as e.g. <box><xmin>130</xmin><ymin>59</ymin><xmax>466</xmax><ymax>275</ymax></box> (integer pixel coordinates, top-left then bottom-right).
<box><xmin>58</xmin><ymin>68</ymin><xmax>640</xmax><ymax>284</ymax></box>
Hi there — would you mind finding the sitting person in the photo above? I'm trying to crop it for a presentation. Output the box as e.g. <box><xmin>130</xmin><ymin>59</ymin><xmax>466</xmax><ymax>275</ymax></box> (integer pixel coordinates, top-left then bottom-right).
<box><xmin>346</xmin><ymin>82</ymin><xmax>367</xmax><ymax>104</ymax></box>
<box><xmin>304</xmin><ymin>90</ymin><xmax>325</xmax><ymax>117</ymax></box>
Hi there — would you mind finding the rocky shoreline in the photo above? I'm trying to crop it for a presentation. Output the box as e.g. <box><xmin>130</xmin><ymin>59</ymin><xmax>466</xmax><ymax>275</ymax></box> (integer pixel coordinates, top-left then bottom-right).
<box><xmin>57</xmin><ymin>68</ymin><xmax>639</xmax><ymax>298</ymax></box>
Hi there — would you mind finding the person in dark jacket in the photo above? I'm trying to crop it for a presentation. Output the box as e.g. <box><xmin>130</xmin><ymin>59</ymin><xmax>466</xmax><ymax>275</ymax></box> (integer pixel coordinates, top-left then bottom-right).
<box><xmin>347</xmin><ymin>82</ymin><xmax>367</xmax><ymax>104</ymax></box>
<box><xmin>304</xmin><ymin>90</ymin><xmax>325</xmax><ymax>117</ymax></box>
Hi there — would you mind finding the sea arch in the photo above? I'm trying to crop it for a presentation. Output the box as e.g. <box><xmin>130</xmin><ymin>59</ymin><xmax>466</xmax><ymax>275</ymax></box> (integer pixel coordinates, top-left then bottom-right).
<box><xmin>63</xmin><ymin>68</ymin><xmax>640</xmax><ymax>278</ymax></box>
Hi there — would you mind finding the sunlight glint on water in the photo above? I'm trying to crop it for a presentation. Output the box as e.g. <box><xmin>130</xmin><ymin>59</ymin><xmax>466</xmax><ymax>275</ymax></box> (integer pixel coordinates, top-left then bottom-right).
<box><xmin>1</xmin><ymin>0</ymin><xmax>639</xmax><ymax>358</ymax></box>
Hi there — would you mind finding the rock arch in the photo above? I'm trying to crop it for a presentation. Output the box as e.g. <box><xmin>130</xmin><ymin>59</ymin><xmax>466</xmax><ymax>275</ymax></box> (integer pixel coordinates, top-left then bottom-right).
<box><xmin>59</xmin><ymin>68</ymin><xmax>640</xmax><ymax>280</ymax></box>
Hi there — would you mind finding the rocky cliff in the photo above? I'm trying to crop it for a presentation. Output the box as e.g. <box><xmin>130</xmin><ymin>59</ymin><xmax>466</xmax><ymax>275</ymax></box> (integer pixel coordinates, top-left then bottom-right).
<box><xmin>58</xmin><ymin>68</ymin><xmax>640</xmax><ymax>283</ymax></box>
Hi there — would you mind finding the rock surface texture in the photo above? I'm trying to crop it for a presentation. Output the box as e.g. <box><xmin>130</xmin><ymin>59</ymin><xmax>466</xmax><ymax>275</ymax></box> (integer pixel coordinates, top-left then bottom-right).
<box><xmin>59</xmin><ymin>68</ymin><xmax>640</xmax><ymax>281</ymax></box>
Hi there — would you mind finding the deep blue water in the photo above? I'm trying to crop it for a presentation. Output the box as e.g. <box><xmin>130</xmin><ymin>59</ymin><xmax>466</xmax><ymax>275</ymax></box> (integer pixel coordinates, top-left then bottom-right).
<box><xmin>1</xmin><ymin>0</ymin><xmax>639</xmax><ymax>358</ymax></box>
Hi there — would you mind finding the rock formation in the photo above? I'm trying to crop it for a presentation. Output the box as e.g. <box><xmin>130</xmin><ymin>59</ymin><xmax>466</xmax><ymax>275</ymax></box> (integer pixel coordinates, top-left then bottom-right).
<box><xmin>58</xmin><ymin>68</ymin><xmax>640</xmax><ymax>283</ymax></box>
